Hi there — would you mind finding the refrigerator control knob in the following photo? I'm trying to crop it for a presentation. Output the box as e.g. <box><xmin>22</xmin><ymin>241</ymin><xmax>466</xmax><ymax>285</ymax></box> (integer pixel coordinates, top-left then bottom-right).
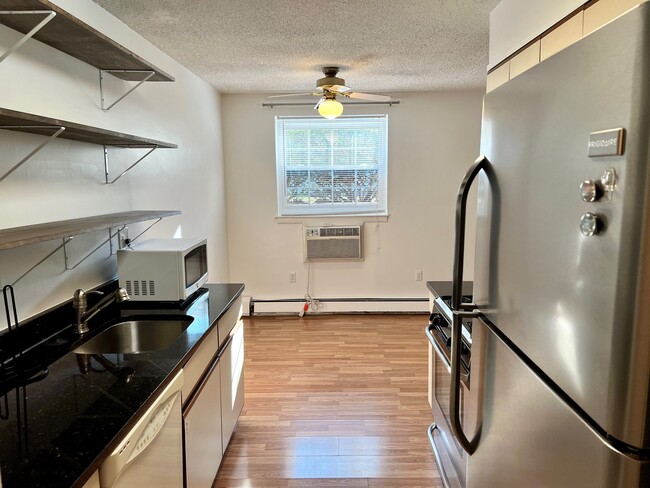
<box><xmin>580</xmin><ymin>212</ymin><xmax>603</xmax><ymax>236</ymax></box>
<box><xmin>601</xmin><ymin>168</ymin><xmax>617</xmax><ymax>192</ymax></box>
<box><xmin>580</xmin><ymin>179</ymin><xmax>603</xmax><ymax>202</ymax></box>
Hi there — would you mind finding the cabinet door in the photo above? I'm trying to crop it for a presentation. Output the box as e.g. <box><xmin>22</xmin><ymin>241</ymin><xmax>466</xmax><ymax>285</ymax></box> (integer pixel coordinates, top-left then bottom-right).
<box><xmin>82</xmin><ymin>471</ymin><xmax>100</xmax><ymax>488</ymax></box>
<box><xmin>217</xmin><ymin>296</ymin><xmax>243</xmax><ymax>347</ymax></box>
<box><xmin>220</xmin><ymin>319</ymin><xmax>245</xmax><ymax>452</ymax></box>
<box><xmin>184</xmin><ymin>359</ymin><xmax>223</xmax><ymax>488</ymax></box>
<box><xmin>181</xmin><ymin>326</ymin><xmax>218</xmax><ymax>405</ymax></box>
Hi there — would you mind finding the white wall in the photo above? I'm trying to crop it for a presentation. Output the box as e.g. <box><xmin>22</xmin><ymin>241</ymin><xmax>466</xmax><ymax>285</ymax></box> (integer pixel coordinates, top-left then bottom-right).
<box><xmin>222</xmin><ymin>91</ymin><xmax>482</xmax><ymax>309</ymax></box>
<box><xmin>489</xmin><ymin>0</ymin><xmax>585</xmax><ymax>68</ymax></box>
<box><xmin>0</xmin><ymin>0</ymin><xmax>228</xmax><ymax>328</ymax></box>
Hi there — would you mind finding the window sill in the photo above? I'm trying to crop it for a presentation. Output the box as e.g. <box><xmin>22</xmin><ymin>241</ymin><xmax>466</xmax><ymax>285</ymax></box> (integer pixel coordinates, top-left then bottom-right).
<box><xmin>276</xmin><ymin>214</ymin><xmax>389</xmax><ymax>224</ymax></box>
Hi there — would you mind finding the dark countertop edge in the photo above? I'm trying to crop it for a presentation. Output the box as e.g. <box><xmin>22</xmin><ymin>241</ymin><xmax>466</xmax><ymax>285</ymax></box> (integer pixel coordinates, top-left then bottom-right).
<box><xmin>71</xmin><ymin>282</ymin><xmax>245</xmax><ymax>488</ymax></box>
<box><xmin>426</xmin><ymin>280</ymin><xmax>473</xmax><ymax>297</ymax></box>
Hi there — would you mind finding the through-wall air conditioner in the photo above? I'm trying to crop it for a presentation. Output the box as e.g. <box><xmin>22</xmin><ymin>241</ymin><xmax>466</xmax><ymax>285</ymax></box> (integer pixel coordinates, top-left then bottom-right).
<box><xmin>303</xmin><ymin>225</ymin><xmax>362</xmax><ymax>262</ymax></box>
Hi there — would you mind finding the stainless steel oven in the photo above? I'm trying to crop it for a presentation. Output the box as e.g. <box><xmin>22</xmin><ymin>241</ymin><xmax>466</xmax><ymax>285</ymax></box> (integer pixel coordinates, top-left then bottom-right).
<box><xmin>426</xmin><ymin>294</ymin><xmax>473</xmax><ymax>488</ymax></box>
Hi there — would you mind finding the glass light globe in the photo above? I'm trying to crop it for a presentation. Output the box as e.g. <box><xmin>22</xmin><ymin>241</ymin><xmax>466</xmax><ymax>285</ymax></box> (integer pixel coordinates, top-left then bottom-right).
<box><xmin>318</xmin><ymin>98</ymin><xmax>344</xmax><ymax>119</ymax></box>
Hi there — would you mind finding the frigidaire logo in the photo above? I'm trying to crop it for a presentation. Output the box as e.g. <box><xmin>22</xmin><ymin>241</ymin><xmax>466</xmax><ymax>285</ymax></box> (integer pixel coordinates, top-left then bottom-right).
<box><xmin>589</xmin><ymin>138</ymin><xmax>618</xmax><ymax>148</ymax></box>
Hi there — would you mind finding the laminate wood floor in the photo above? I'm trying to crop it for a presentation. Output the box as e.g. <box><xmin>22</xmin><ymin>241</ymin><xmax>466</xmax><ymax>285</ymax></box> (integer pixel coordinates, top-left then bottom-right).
<box><xmin>213</xmin><ymin>314</ymin><xmax>442</xmax><ymax>488</ymax></box>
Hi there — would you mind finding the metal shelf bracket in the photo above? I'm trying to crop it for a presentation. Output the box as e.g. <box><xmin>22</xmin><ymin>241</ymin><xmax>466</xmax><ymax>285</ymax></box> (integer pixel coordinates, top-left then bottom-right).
<box><xmin>0</xmin><ymin>125</ymin><xmax>65</xmax><ymax>183</ymax></box>
<box><xmin>10</xmin><ymin>237</ymin><xmax>72</xmax><ymax>286</ymax></box>
<box><xmin>0</xmin><ymin>10</ymin><xmax>56</xmax><ymax>65</ymax></box>
<box><xmin>128</xmin><ymin>218</ymin><xmax>162</xmax><ymax>244</ymax></box>
<box><xmin>63</xmin><ymin>226</ymin><xmax>126</xmax><ymax>270</ymax></box>
<box><xmin>103</xmin><ymin>144</ymin><xmax>157</xmax><ymax>184</ymax></box>
<box><xmin>109</xmin><ymin>226</ymin><xmax>126</xmax><ymax>255</ymax></box>
<box><xmin>99</xmin><ymin>69</ymin><xmax>155</xmax><ymax>111</ymax></box>
<box><xmin>7</xmin><ymin>216</ymin><xmax>170</xmax><ymax>286</ymax></box>
<box><xmin>8</xmin><ymin>229</ymin><xmax>117</xmax><ymax>285</ymax></box>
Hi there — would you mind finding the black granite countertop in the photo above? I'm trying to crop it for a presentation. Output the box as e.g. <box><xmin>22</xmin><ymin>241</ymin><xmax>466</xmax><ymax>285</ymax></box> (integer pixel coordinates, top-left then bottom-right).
<box><xmin>426</xmin><ymin>280</ymin><xmax>473</xmax><ymax>297</ymax></box>
<box><xmin>0</xmin><ymin>282</ymin><xmax>244</xmax><ymax>488</ymax></box>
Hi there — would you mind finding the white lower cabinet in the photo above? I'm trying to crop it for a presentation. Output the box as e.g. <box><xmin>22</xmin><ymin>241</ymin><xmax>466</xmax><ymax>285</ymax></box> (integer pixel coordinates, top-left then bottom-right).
<box><xmin>220</xmin><ymin>319</ymin><xmax>245</xmax><ymax>452</ymax></box>
<box><xmin>182</xmin><ymin>300</ymin><xmax>244</xmax><ymax>486</ymax></box>
<box><xmin>82</xmin><ymin>471</ymin><xmax>100</xmax><ymax>488</ymax></box>
<box><xmin>183</xmin><ymin>358</ymin><xmax>223</xmax><ymax>488</ymax></box>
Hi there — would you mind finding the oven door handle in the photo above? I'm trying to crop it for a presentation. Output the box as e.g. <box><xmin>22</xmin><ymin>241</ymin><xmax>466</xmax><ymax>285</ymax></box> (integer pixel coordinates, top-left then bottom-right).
<box><xmin>425</xmin><ymin>323</ymin><xmax>452</xmax><ymax>373</ymax></box>
<box><xmin>425</xmin><ymin>323</ymin><xmax>470</xmax><ymax>384</ymax></box>
<box><xmin>427</xmin><ymin>423</ymin><xmax>452</xmax><ymax>488</ymax></box>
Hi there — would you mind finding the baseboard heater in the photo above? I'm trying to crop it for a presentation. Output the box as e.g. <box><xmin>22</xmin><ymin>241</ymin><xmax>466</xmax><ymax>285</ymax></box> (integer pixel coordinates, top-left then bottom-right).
<box><xmin>250</xmin><ymin>297</ymin><xmax>428</xmax><ymax>315</ymax></box>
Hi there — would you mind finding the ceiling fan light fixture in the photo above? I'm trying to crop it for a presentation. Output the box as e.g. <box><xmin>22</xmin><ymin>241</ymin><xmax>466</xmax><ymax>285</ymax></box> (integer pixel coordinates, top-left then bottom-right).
<box><xmin>318</xmin><ymin>97</ymin><xmax>344</xmax><ymax>119</ymax></box>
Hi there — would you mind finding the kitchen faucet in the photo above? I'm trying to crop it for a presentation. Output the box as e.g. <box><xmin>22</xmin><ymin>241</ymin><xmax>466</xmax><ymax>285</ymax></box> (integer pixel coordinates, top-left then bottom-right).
<box><xmin>73</xmin><ymin>288</ymin><xmax>130</xmax><ymax>334</ymax></box>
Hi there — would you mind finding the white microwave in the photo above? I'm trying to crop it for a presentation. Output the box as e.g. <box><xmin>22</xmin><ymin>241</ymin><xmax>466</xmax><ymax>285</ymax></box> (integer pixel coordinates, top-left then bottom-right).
<box><xmin>117</xmin><ymin>238</ymin><xmax>208</xmax><ymax>301</ymax></box>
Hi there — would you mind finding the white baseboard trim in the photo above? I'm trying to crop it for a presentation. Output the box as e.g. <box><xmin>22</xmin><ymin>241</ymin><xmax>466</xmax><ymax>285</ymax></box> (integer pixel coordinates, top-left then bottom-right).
<box><xmin>251</xmin><ymin>298</ymin><xmax>428</xmax><ymax>315</ymax></box>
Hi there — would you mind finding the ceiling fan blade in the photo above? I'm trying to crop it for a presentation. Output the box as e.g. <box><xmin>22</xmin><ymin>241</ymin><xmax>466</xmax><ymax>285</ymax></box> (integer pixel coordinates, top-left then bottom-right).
<box><xmin>328</xmin><ymin>84</ymin><xmax>352</xmax><ymax>94</ymax></box>
<box><xmin>346</xmin><ymin>92</ymin><xmax>392</xmax><ymax>102</ymax></box>
<box><xmin>267</xmin><ymin>92</ymin><xmax>319</xmax><ymax>99</ymax></box>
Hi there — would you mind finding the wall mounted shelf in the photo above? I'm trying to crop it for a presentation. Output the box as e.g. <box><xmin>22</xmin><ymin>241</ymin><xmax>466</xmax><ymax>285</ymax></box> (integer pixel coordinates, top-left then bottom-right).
<box><xmin>0</xmin><ymin>0</ymin><xmax>174</xmax><ymax>82</ymax></box>
<box><xmin>0</xmin><ymin>210</ymin><xmax>180</xmax><ymax>250</ymax></box>
<box><xmin>0</xmin><ymin>108</ymin><xmax>177</xmax><ymax>148</ymax></box>
<box><xmin>0</xmin><ymin>210</ymin><xmax>181</xmax><ymax>285</ymax></box>
<box><xmin>0</xmin><ymin>107</ymin><xmax>177</xmax><ymax>183</ymax></box>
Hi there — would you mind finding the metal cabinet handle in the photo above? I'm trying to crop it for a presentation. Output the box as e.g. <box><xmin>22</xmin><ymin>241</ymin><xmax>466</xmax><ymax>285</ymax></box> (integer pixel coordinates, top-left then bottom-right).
<box><xmin>449</xmin><ymin>155</ymin><xmax>490</xmax><ymax>456</ymax></box>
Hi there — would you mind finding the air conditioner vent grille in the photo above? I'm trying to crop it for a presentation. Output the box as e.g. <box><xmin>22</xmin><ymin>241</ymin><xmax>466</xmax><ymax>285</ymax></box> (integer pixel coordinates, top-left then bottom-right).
<box><xmin>320</xmin><ymin>227</ymin><xmax>359</xmax><ymax>237</ymax></box>
<box><xmin>304</xmin><ymin>225</ymin><xmax>362</xmax><ymax>261</ymax></box>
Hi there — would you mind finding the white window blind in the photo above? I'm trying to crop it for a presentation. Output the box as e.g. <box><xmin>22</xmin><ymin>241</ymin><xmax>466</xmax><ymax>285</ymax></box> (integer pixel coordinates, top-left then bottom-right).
<box><xmin>275</xmin><ymin>115</ymin><xmax>388</xmax><ymax>216</ymax></box>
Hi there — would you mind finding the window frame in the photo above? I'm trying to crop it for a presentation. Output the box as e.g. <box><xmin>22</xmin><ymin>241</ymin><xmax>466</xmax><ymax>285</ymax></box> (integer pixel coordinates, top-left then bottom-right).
<box><xmin>275</xmin><ymin>115</ymin><xmax>389</xmax><ymax>217</ymax></box>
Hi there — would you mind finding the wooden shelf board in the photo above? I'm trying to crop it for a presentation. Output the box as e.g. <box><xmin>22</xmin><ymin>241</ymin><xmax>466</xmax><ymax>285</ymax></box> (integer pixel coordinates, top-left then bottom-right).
<box><xmin>0</xmin><ymin>0</ymin><xmax>174</xmax><ymax>81</ymax></box>
<box><xmin>0</xmin><ymin>210</ymin><xmax>181</xmax><ymax>250</ymax></box>
<box><xmin>0</xmin><ymin>107</ymin><xmax>177</xmax><ymax>148</ymax></box>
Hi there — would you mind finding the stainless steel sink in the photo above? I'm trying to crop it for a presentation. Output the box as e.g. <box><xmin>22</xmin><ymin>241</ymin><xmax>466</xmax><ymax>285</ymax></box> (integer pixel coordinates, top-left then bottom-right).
<box><xmin>72</xmin><ymin>317</ymin><xmax>193</xmax><ymax>354</ymax></box>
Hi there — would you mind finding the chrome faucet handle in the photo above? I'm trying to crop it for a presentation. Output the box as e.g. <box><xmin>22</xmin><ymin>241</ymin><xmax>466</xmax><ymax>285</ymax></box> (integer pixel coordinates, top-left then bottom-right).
<box><xmin>73</xmin><ymin>288</ymin><xmax>129</xmax><ymax>335</ymax></box>
<box><xmin>115</xmin><ymin>288</ymin><xmax>129</xmax><ymax>302</ymax></box>
<box><xmin>73</xmin><ymin>289</ymin><xmax>106</xmax><ymax>334</ymax></box>
<box><xmin>73</xmin><ymin>289</ymin><xmax>104</xmax><ymax>306</ymax></box>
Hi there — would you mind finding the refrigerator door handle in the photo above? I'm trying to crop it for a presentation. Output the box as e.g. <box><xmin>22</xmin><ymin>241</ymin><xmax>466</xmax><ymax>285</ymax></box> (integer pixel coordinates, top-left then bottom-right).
<box><xmin>451</xmin><ymin>310</ymin><xmax>479</xmax><ymax>455</ymax></box>
<box><xmin>452</xmin><ymin>155</ymin><xmax>490</xmax><ymax>310</ymax></box>
<box><xmin>449</xmin><ymin>155</ymin><xmax>490</xmax><ymax>456</ymax></box>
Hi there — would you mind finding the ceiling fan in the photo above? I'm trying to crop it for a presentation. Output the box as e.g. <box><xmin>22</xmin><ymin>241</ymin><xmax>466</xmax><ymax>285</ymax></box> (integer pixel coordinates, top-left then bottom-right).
<box><xmin>268</xmin><ymin>67</ymin><xmax>392</xmax><ymax>119</ymax></box>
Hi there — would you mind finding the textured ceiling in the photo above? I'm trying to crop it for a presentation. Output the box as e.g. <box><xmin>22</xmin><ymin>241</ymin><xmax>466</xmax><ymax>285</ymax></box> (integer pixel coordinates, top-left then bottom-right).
<box><xmin>93</xmin><ymin>0</ymin><xmax>500</xmax><ymax>94</ymax></box>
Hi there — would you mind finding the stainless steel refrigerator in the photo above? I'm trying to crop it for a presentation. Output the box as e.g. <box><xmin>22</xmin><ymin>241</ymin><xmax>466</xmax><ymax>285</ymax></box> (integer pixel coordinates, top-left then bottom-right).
<box><xmin>447</xmin><ymin>3</ymin><xmax>650</xmax><ymax>486</ymax></box>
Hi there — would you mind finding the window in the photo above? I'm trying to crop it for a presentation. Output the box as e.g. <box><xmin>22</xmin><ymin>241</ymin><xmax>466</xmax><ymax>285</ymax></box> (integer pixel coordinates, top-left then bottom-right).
<box><xmin>275</xmin><ymin>115</ymin><xmax>388</xmax><ymax>216</ymax></box>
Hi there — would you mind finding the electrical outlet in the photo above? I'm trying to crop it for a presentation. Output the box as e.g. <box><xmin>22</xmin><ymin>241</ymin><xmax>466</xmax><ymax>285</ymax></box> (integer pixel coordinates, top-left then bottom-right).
<box><xmin>118</xmin><ymin>227</ymin><xmax>130</xmax><ymax>249</ymax></box>
<box><xmin>415</xmin><ymin>270</ymin><xmax>423</xmax><ymax>281</ymax></box>
<box><xmin>289</xmin><ymin>272</ymin><xmax>296</xmax><ymax>283</ymax></box>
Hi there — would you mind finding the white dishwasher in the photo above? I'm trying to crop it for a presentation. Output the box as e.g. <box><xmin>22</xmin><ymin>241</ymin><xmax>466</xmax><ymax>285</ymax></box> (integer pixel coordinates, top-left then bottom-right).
<box><xmin>99</xmin><ymin>370</ymin><xmax>184</xmax><ymax>488</ymax></box>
